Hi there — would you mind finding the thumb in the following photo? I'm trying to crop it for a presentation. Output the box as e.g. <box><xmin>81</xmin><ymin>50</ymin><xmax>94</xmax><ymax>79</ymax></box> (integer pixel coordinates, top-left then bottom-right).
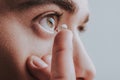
<box><xmin>26</xmin><ymin>56</ymin><xmax>50</xmax><ymax>80</ymax></box>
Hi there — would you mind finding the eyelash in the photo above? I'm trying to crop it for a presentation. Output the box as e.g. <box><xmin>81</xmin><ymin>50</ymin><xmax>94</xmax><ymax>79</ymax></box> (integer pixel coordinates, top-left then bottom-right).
<box><xmin>33</xmin><ymin>11</ymin><xmax>63</xmax><ymax>24</ymax></box>
<box><xmin>41</xmin><ymin>12</ymin><xmax>62</xmax><ymax>21</ymax></box>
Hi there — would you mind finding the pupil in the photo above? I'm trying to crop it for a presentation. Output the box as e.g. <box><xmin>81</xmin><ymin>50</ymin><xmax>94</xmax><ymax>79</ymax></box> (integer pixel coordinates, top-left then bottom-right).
<box><xmin>47</xmin><ymin>17</ymin><xmax>54</xmax><ymax>28</ymax></box>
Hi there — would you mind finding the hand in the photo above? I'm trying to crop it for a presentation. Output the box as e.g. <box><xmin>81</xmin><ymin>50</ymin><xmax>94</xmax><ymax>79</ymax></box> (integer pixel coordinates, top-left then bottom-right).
<box><xmin>27</xmin><ymin>30</ymin><xmax>76</xmax><ymax>80</ymax></box>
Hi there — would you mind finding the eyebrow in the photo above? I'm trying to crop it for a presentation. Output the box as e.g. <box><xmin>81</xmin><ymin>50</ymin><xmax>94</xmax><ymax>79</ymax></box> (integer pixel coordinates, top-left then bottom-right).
<box><xmin>15</xmin><ymin>0</ymin><xmax>78</xmax><ymax>13</ymax></box>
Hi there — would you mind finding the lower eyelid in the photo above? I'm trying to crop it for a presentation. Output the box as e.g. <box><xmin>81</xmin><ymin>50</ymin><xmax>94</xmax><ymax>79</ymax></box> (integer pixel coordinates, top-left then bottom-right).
<box><xmin>31</xmin><ymin>23</ymin><xmax>56</xmax><ymax>39</ymax></box>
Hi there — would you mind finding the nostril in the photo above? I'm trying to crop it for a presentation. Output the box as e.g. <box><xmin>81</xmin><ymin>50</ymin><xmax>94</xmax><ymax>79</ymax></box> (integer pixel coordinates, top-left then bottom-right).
<box><xmin>76</xmin><ymin>77</ymin><xmax>84</xmax><ymax>80</ymax></box>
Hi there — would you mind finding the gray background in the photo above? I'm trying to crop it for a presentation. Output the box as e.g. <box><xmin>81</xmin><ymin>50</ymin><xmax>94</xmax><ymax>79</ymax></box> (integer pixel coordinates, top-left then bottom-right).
<box><xmin>81</xmin><ymin>0</ymin><xmax>120</xmax><ymax>80</ymax></box>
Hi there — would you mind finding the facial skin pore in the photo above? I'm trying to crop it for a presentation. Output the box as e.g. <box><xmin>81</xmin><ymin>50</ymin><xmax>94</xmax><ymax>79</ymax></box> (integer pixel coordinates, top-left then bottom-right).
<box><xmin>0</xmin><ymin>0</ymin><xmax>96</xmax><ymax>80</ymax></box>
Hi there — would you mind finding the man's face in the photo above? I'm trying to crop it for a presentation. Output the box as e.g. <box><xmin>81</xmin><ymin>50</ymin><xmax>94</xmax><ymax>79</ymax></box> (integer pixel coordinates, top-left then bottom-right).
<box><xmin>0</xmin><ymin>0</ymin><xmax>95</xmax><ymax>80</ymax></box>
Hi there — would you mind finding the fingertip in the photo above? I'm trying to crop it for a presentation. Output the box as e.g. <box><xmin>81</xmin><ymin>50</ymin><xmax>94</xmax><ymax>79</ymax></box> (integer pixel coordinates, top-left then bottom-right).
<box><xmin>55</xmin><ymin>29</ymin><xmax>73</xmax><ymax>42</ymax></box>
<box><xmin>53</xmin><ymin>29</ymin><xmax>73</xmax><ymax>55</ymax></box>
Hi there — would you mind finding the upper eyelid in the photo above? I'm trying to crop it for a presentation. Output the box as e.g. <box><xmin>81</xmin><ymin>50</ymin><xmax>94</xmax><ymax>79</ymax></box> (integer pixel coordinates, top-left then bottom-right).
<box><xmin>40</xmin><ymin>12</ymin><xmax>63</xmax><ymax>22</ymax></box>
<box><xmin>32</xmin><ymin>11</ymin><xmax>63</xmax><ymax>22</ymax></box>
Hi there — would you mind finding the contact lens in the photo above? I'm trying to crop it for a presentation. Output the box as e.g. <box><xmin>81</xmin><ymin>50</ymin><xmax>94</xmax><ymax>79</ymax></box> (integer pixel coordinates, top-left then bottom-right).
<box><xmin>55</xmin><ymin>24</ymin><xmax>68</xmax><ymax>32</ymax></box>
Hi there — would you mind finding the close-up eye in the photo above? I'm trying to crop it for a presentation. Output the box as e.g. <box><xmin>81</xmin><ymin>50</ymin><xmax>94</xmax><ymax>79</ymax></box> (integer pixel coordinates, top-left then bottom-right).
<box><xmin>38</xmin><ymin>12</ymin><xmax>62</xmax><ymax>33</ymax></box>
<box><xmin>78</xmin><ymin>24</ymin><xmax>86</xmax><ymax>32</ymax></box>
<box><xmin>40</xmin><ymin>16</ymin><xmax>57</xmax><ymax>33</ymax></box>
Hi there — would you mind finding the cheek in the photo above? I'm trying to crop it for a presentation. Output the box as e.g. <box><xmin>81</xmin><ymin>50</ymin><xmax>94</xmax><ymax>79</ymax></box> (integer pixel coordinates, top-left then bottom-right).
<box><xmin>0</xmin><ymin>18</ymin><xmax>54</xmax><ymax>79</ymax></box>
<box><xmin>0</xmin><ymin>21</ymin><xmax>31</xmax><ymax>79</ymax></box>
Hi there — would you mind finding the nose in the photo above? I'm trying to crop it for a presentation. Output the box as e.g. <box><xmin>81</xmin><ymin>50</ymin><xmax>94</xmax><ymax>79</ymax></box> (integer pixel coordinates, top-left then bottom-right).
<box><xmin>73</xmin><ymin>31</ymin><xmax>96</xmax><ymax>80</ymax></box>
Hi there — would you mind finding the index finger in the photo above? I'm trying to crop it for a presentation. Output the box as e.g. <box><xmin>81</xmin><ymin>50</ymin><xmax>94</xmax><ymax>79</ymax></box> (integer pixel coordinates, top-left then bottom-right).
<box><xmin>51</xmin><ymin>29</ymin><xmax>76</xmax><ymax>80</ymax></box>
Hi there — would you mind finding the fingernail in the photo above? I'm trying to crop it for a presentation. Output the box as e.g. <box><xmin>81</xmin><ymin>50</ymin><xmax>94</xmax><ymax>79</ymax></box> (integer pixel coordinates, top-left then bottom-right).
<box><xmin>32</xmin><ymin>56</ymin><xmax>48</xmax><ymax>68</ymax></box>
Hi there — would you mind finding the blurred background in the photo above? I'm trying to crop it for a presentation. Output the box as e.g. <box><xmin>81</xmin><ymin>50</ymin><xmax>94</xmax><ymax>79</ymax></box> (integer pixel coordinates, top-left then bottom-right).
<box><xmin>80</xmin><ymin>0</ymin><xmax>120</xmax><ymax>80</ymax></box>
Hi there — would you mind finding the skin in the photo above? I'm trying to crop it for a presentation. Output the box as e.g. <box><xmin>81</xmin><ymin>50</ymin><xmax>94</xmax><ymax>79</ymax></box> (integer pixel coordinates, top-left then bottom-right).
<box><xmin>0</xmin><ymin>0</ymin><xmax>96</xmax><ymax>80</ymax></box>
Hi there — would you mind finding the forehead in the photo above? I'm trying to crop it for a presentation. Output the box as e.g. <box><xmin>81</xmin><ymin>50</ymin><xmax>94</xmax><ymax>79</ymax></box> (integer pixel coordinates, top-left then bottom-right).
<box><xmin>74</xmin><ymin>0</ymin><xmax>89</xmax><ymax>11</ymax></box>
<box><xmin>4</xmin><ymin>0</ymin><xmax>88</xmax><ymax>8</ymax></box>
<box><xmin>5</xmin><ymin>0</ymin><xmax>88</xmax><ymax>3</ymax></box>
<box><xmin>2</xmin><ymin>0</ymin><xmax>89</xmax><ymax>16</ymax></box>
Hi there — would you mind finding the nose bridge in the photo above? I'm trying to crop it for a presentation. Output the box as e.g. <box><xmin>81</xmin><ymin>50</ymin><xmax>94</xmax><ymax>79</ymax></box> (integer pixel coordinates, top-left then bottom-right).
<box><xmin>73</xmin><ymin>31</ymin><xmax>96</xmax><ymax>80</ymax></box>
